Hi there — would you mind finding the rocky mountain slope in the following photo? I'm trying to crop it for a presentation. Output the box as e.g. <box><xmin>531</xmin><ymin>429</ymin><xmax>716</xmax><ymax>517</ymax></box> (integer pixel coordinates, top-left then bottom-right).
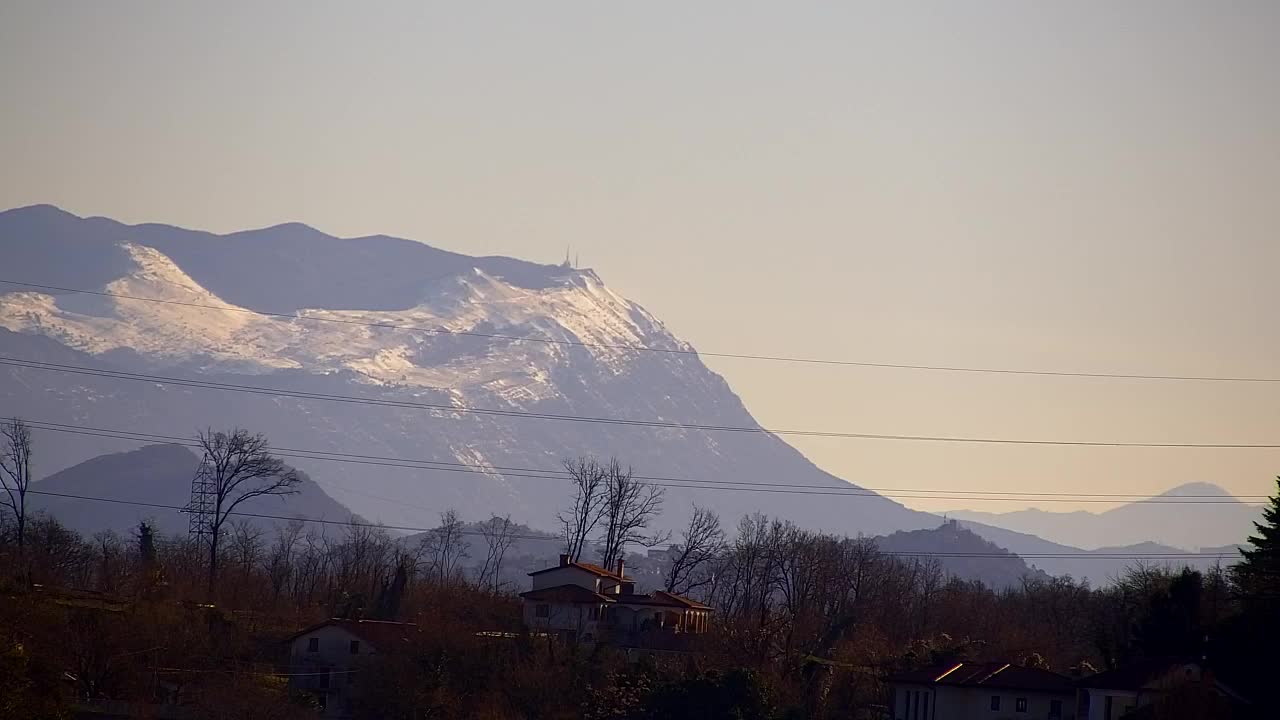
<box><xmin>0</xmin><ymin>204</ymin><xmax>940</xmax><ymax>538</ymax></box>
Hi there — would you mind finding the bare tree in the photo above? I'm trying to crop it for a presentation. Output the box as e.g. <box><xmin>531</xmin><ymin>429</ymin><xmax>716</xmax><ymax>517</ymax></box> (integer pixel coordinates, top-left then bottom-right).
<box><xmin>293</xmin><ymin>527</ymin><xmax>335</xmax><ymax>605</ymax></box>
<box><xmin>420</xmin><ymin>509</ymin><xmax>469</xmax><ymax>586</ymax></box>
<box><xmin>192</xmin><ymin>428</ymin><xmax>299</xmax><ymax>593</ymax></box>
<box><xmin>0</xmin><ymin>417</ymin><xmax>33</xmax><ymax>551</ymax></box>
<box><xmin>597</xmin><ymin>459</ymin><xmax>667</xmax><ymax>571</ymax></box>
<box><xmin>266</xmin><ymin>520</ymin><xmax>304</xmax><ymax>606</ymax></box>
<box><xmin>331</xmin><ymin>520</ymin><xmax>396</xmax><ymax>616</ymax></box>
<box><xmin>664</xmin><ymin>506</ymin><xmax>725</xmax><ymax>595</ymax></box>
<box><xmin>229</xmin><ymin>519</ymin><xmax>266</xmax><ymax>592</ymax></box>
<box><xmin>557</xmin><ymin>457</ymin><xmax>608</xmax><ymax>562</ymax></box>
<box><xmin>476</xmin><ymin>514</ymin><xmax>516</xmax><ymax>590</ymax></box>
<box><xmin>91</xmin><ymin>531</ymin><xmax>125</xmax><ymax>593</ymax></box>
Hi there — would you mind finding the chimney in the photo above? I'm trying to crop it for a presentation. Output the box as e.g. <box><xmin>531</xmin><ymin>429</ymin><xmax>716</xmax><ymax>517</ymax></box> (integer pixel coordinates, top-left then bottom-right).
<box><xmin>616</xmin><ymin>559</ymin><xmax>625</xmax><ymax>578</ymax></box>
<box><xmin>559</xmin><ymin>554</ymin><xmax>570</xmax><ymax>567</ymax></box>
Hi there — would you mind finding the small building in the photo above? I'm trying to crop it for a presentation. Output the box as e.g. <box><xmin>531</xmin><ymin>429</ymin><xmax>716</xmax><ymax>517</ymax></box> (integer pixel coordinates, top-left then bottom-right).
<box><xmin>520</xmin><ymin>554</ymin><xmax>712</xmax><ymax>648</ymax></box>
<box><xmin>284</xmin><ymin>618</ymin><xmax>417</xmax><ymax>718</ymax></box>
<box><xmin>887</xmin><ymin>661</ymin><xmax>1077</xmax><ymax>720</ymax></box>
<box><xmin>1076</xmin><ymin>659</ymin><xmax>1245</xmax><ymax>720</ymax></box>
<box><xmin>647</xmin><ymin>544</ymin><xmax>681</xmax><ymax>561</ymax></box>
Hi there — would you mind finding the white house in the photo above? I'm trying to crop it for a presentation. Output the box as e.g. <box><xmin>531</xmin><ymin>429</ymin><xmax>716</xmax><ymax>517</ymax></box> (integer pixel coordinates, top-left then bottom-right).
<box><xmin>1076</xmin><ymin>659</ymin><xmax>1245</xmax><ymax>720</ymax></box>
<box><xmin>887</xmin><ymin>662</ymin><xmax>1077</xmax><ymax>720</ymax></box>
<box><xmin>285</xmin><ymin>618</ymin><xmax>417</xmax><ymax>718</ymax></box>
<box><xmin>520</xmin><ymin>554</ymin><xmax>712</xmax><ymax>647</ymax></box>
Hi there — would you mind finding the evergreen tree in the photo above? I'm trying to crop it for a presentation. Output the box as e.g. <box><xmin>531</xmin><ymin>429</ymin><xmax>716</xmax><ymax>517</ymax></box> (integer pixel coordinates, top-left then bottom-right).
<box><xmin>1134</xmin><ymin>569</ymin><xmax>1202</xmax><ymax>659</ymax></box>
<box><xmin>137</xmin><ymin>521</ymin><xmax>157</xmax><ymax>567</ymax></box>
<box><xmin>374</xmin><ymin>562</ymin><xmax>408</xmax><ymax>620</ymax></box>
<box><xmin>1234</xmin><ymin>476</ymin><xmax>1280</xmax><ymax>601</ymax></box>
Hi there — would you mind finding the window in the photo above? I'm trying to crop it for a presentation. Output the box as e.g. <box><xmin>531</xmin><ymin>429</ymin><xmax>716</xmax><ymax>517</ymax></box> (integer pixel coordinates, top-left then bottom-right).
<box><xmin>306</xmin><ymin>637</ymin><xmax>319</xmax><ymax>653</ymax></box>
<box><xmin>349</xmin><ymin>640</ymin><xmax>360</xmax><ymax>654</ymax></box>
<box><xmin>589</xmin><ymin>606</ymin><xmax>601</xmax><ymax>621</ymax></box>
<box><xmin>318</xmin><ymin>667</ymin><xmax>331</xmax><ymax>689</ymax></box>
<box><xmin>1049</xmin><ymin>699</ymin><xmax>1063</xmax><ymax>719</ymax></box>
<box><xmin>535</xmin><ymin>604</ymin><xmax>550</xmax><ymax>618</ymax></box>
<box><xmin>1015</xmin><ymin>697</ymin><xmax>1028</xmax><ymax>713</ymax></box>
<box><xmin>991</xmin><ymin>695</ymin><xmax>1001</xmax><ymax>711</ymax></box>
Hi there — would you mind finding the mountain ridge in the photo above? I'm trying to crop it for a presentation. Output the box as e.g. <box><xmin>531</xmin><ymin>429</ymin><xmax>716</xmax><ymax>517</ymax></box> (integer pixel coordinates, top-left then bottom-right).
<box><xmin>945</xmin><ymin>482</ymin><xmax>1261</xmax><ymax>550</ymax></box>
<box><xmin>28</xmin><ymin>443</ymin><xmax>358</xmax><ymax>539</ymax></box>
<box><xmin>0</xmin><ymin>206</ymin><xmax>938</xmax><ymax>542</ymax></box>
<box><xmin>0</xmin><ymin>205</ymin><xmax>1259</xmax><ymax>574</ymax></box>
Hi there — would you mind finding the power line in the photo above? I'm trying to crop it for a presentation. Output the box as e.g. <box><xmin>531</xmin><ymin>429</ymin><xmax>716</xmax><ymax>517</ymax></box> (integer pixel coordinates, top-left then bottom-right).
<box><xmin>9</xmin><ymin>421</ymin><xmax>1247</xmax><ymax>504</ymax></box>
<box><xmin>28</xmin><ymin>418</ymin><xmax>1272</xmax><ymax>499</ymax></box>
<box><xmin>22</xmin><ymin>489</ymin><xmax>1238</xmax><ymax>560</ymax></box>
<box><xmin>2</xmin><ymin>278</ymin><xmax>1275</xmax><ymax>384</ymax></box>
<box><xmin>6</xmin><ymin>356</ymin><xmax>1280</xmax><ymax>448</ymax></box>
<box><xmin>21</xmin><ymin>419</ymin><xmax>1269</xmax><ymax>504</ymax></box>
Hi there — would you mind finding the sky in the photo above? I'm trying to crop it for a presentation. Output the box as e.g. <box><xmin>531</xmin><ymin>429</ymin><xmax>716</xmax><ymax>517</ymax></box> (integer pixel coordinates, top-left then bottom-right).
<box><xmin>2</xmin><ymin>1</ymin><xmax>1278</xmax><ymax>514</ymax></box>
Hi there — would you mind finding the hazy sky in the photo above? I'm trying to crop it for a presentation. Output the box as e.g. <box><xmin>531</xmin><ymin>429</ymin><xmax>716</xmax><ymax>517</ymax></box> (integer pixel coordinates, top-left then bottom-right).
<box><xmin>2</xmin><ymin>1</ymin><xmax>1278</xmax><ymax>513</ymax></box>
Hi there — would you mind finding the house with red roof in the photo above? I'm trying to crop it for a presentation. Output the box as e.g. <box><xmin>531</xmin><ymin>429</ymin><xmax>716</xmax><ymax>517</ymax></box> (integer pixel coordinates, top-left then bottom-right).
<box><xmin>1075</xmin><ymin>658</ymin><xmax>1246</xmax><ymax>720</ymax></box>
<box><xmin>886</xmin><ymin>661</ymin><xmax>1077</xmax><ymax>720</ymax></box>
<box><xmin>520</xmin><ymin>554</ymin><xmax>712</xmax><ymax>648</ymax></box>
<box><xmin>285</xmin><ymin>618</ymin><xmax>417</xmax><ymax>718</ymax></box>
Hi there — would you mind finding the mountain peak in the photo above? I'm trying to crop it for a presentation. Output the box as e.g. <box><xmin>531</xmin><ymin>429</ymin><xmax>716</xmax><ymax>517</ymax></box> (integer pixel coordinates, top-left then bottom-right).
<box><xmin>30</xmin><ymin>443</ymin><xmax>356</xmax><ymax>538</ymax></box>
<box><xmin>1158</xmin><ymin>482</ymin><xmax>1234</xmax><ymax>499</ymax></box>
<box><xmin>0</xmin><ymin>199</ymin><xmax>77</xmax><ymax>217</ymax></box>
<box><xmin>3</xmin><ymin>207</ymin><xmax>938</xmax><ymax>539</ymax></box>
<box><xmin>250</xmin><ymin>221</ymin><xmax>325</xmax><ymax>237</ymax></box>
<box><xmin>0</xmin><ymin>203</ymin><xmax>83</xmax><ymax>224</ymax></box>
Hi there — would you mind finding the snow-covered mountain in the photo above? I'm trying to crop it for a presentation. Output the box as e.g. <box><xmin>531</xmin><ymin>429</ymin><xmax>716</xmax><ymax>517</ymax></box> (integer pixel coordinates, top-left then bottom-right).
<box><xmin>0</xmin><ymin>204</ymin><xmax>940</xmax><ymax>537</ymax></box>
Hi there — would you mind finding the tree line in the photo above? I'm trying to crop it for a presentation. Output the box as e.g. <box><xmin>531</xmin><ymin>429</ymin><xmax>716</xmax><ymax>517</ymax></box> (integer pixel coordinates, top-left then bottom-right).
<box><xmin>1</xmin><ymin>419</ymin><xmax>1278</xmax><ymax>719</ymax></box>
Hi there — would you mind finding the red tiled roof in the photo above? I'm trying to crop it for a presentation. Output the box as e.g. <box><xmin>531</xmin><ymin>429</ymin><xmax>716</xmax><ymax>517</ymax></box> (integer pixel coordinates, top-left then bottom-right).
<box><xmin>520</xmin><ymin>584</ymin><xmax>615</xmax><ymax>604</ymax></box>
<box><xmin>652</xmin><ymin>590</ymin><xmax>713</xmax><ymax>610</ymax></box>
<box><xmin>613</xmin><ymin>592</ymin><xmax>685</xmax><ymax>608</ymax></box>
<box><xmin>528</xmin><ymin>562</ymin><xmax>628</xmax><ymax>582</ymax></box>
<box><xmin>519</xmin><ymin>582</ymin><xmax>712</xmax><ymax>611</ymax></box>
<box><xmin>888</xmin><ymin>662</ymin><xmax>1073</xmax><ymax>694</ymax></box>
<box><xmin>610</xmin><ymin>591</ymin><xmax>713</xmax><ymax>610</ymax></box>
<box><xmin>286</xmin><ymin>618</ymin><xmax>418</xmax><ymax>649</ymax></box>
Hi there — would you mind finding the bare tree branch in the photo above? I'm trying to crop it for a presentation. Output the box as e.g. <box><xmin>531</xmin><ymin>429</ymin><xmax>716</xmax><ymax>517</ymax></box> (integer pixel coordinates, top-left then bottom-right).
<box><xmin>664</xmin><ymin>505</ymin><xmax>725</xmax><ymax>595</ymax></box>
<box><xmin>597</xmin><ymin>458</ymin><xmax>667</xmax><ymax>571</ymax></box>
<box><xmin>557</xmin><ymin>457</ymin><xmax>607</xmax><ymax>562</ymax></box>
<box><xmin>0</xmin><ymin>417</ymin><xmax>34</xmax><ymax>551</ymax></box>
<box><xmin>193</xmin><ymin>428</ymin><xmax>299</xmax><ymax>594</ymax></box>
<box><xmin>419</xmin><ymin>509</ymin><xmax>469</xmax><ymax>586</ymax></box>
<box><xmin>476</xmin><ymin>514</ymin><xmax>516</xmax><ymax>591</ymax></box>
